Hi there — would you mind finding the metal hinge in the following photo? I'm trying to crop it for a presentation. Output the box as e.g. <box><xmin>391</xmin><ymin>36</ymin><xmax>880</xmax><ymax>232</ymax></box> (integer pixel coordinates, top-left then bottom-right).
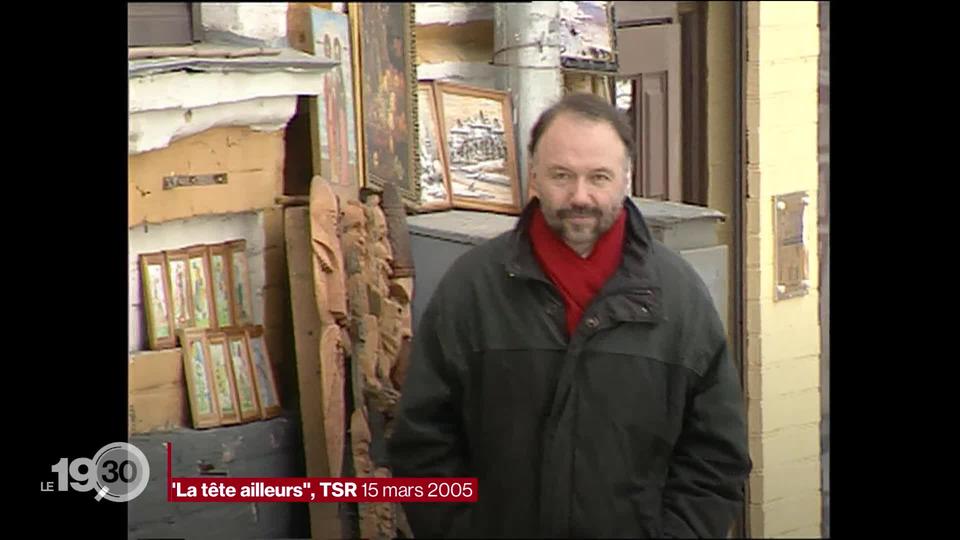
<box><xmin>163</xmin><ymin>173</ymin><xmax>228</xmax><ymax>190</ymax></box>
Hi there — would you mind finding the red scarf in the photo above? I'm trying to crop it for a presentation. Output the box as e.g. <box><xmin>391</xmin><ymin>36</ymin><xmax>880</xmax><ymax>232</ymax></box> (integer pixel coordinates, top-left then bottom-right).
<box><xmin>529</xmin><ymin>205</ymin><xmax>627</xmax><ymax>336</ymax></box>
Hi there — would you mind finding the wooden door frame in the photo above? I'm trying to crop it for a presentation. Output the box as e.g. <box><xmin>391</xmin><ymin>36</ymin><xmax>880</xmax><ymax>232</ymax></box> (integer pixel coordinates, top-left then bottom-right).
<box><xmin>679</xmin><ymin>2</ymin><xmax>708</xmax><ymax>207</ymax></box>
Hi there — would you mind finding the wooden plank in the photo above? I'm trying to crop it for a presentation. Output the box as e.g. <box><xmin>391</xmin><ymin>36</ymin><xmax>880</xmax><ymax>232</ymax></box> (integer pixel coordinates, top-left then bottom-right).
<box><xmin>284</xmin><ymin>206</ymin><xmax>342</xmax><ymax>540</ymax></box>
<box><xmin>128</xmin><ymin>127</ymin><xmax>285</xmax><ymax>227</ymax></box>
<box><xmin>262</xmin><ymin>205</ymin><xmax>296</xmax><ymax>404</ymax></box>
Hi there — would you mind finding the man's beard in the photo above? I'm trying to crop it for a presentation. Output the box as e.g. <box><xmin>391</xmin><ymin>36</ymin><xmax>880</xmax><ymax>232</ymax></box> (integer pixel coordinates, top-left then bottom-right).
<box><xmin>540</xmin><ymin>199</ymin><xmax>624</xmax><ymax>251</ymax></box>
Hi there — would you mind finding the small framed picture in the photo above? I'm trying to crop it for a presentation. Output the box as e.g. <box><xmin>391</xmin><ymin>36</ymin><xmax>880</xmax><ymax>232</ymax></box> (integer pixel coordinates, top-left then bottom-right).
<box><xmin>165</xmin><ymin>249</ymin><xmax>195</xmax><ymax>331</ymax></box>
<box><xmin>434</xmin><ymin>81</ymin><xmax>522</xmax><ymax>214</ymax></box>
<box><xmin>186</xmin><ymin>245</ymin><xmax>216</xmax><ymax>330</ymax></box>
<box><xmin>245</xmin><ymin>326</ymin><xmax>281</xmax><ymax>419</ymax></box>
<box><xmin>139</xmin><ymin>252</ymin><xmax>176</xmax><ymax>350</ymax></box>
<box><xmin>209</xmin><ymin>243</ymin><xmax>236</xmax><ymax>330</ymax></box>
<box><xmin>180</xmin><ymin>328</ymin><xmax>220</xmax><ymax>429</ymax></box>
<box><xmin>227</xmin><ymin>240</ymin><xmax>255</xmax><ymax>326</ymax></box>
<box><xmin>226</xmin><ymin>329</ymin><xmax>262</xmax><ymax>422</ymax></box>
<box><xmin>206</xmin><ymin>332</ymin><xmax>241</xmax><ymax>425</ymax></box>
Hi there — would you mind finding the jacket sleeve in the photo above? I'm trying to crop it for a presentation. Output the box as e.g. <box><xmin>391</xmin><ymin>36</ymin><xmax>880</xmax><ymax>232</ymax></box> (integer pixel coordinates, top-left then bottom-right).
<box><xmin>387</xmin><ymin>289</ymin><xmax>472</xmax><ymax>538</ymax></box>
<box><xmin>661</xmin><ymin>340</ymin><xmax>753</xmax><ymax>538</ymax></box>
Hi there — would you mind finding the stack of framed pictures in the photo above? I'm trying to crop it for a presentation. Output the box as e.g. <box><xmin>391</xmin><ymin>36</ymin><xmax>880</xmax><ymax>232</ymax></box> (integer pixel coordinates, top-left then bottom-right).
<box><xmin>418</xmin><ymin>80</ymin><xmax>523</xmax><ymax>215</ymax></box>
<box><xmin>139</xmin><ymin>240</ymin><xmax>254</xmax><ymax>351</ymax></box>
<box><xmin>139</xmin><ymin>240</ymin><xmax>280</xmax><ymax>429</ymax></box>
<box><xmin>180</xmin><ymin>325</ymin><xmax>282</xmax><ymax>429</ymax></box>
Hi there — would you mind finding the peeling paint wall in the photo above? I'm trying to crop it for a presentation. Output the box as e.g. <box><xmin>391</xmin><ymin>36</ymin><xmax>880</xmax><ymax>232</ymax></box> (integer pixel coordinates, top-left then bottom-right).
<box><xmin>129</xmin><ymin>96</ymin><xmax>297</xmax><ymax>155</ymax></box>
<box><xmin>201</xmin><ymin>3</ymin><xmax>290</xmax><ymax>48</ymax></box>
<box><xmin>415</xmin><ymin>2</ymin><xmax>497</xmax><ymax>89</ymax></box>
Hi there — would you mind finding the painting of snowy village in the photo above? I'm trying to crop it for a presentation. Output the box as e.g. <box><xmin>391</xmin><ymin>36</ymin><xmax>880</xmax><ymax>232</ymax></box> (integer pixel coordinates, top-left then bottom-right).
<box><xmin>434</xmin><ymin>82</ymin><xmax>521</xmax><ymax>214</ymax></box>
<box><xmin>417</xmin><ymin>82</ymin><xmax>453</xmax><ymax>211</ymax></box>
<box><xmin>558</xmin><ymin>1</ymin><xmax>617</xmax><ymax>71</ymax></box>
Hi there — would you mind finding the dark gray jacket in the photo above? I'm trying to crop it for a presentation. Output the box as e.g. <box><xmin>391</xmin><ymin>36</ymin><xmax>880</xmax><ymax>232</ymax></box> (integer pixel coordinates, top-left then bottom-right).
<box><xmin>388</xmin><ymin>198</ymin><xmax>751</xmax><ymax>538</ymax></box>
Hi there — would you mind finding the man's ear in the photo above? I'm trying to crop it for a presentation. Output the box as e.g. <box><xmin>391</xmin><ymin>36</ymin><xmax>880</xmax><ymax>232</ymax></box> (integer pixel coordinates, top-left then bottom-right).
<box><xmin>526</xmin><ymin>161</ymin><xmax>539</xmax><ymax>200</ymax></box>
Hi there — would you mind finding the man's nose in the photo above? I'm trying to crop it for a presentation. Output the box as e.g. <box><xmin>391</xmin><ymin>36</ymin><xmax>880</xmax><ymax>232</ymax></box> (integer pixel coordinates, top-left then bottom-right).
<box><xmin>569</xmin><ymin>177</ymin><xmax>592</xmax><ymax>206</ymax></box>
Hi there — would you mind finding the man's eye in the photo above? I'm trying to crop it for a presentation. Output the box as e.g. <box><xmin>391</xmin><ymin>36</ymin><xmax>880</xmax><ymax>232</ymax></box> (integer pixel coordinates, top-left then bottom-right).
<box><xmin>592</xmin><ymin>174</ymin><xmax>611</xmax><ymax>183</ymax></box>
<box><xmin>552</xmin><ymin>172</ymin><xmax>571</xmax><ymax>180</ymax></box>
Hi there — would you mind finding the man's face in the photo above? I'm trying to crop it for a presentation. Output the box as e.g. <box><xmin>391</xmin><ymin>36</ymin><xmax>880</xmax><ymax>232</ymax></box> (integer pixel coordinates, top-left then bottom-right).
<box><xmin>530</xmin><ymin>113</ymin><xmax>630</xmax><ymax>256</ymax></box>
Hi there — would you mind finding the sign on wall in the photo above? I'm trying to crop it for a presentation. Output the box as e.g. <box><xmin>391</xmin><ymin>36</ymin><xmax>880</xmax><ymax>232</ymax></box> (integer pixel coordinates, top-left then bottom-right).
<box><xmin>774</xmin><ymin>191</ymin><xmax>811</xmax><ymax>301</ymax></box>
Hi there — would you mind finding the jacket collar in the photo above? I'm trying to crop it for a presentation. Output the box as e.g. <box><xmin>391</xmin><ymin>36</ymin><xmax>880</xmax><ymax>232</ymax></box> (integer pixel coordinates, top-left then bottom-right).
<box><xmin>503</xmin><ymin>197</ymin><xmax>661</xmax><ymax>293</ymax></box>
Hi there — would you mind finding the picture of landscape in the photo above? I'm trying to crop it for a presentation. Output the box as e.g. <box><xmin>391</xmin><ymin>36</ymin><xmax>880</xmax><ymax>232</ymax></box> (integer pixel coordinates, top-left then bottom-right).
<box><xmin>435</xmin><ymin>82</ymin><xmax>521</xmax><ymax>214</ymax></box>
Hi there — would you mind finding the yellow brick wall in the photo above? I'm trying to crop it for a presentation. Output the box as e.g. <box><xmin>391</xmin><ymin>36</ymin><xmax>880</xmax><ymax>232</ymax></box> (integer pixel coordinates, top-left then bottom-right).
<box><xmin>744</xmin><ymin>1</ymin><xmax>822</xmax><ymax>537</ymax></box>
<box><xmin>705</xmin><ymin>1</ymin><xmax>736</xmax><ymax>352</ymax></box>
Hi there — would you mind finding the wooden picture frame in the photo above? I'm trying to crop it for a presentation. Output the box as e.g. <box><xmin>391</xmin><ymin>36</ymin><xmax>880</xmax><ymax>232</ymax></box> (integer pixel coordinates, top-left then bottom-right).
<box><xmin>245</xmin><ymin>325</ymin><xmax>282</xmax><ymax>419</ymax></box>
<box><xmin>139</xmin><ymin>252</ymin><xmax>176</xmax><ymax>350</ymax></box>
<box><xmin>164</xmin><ymin>249</ymin><xmax>195</xmax><ymax>332</ymax></box>
<box><xmin>208</xmin><ymin>243</ymin><xmax>236</xmax><ymax>330</ymax></box>
<box><xmin>434</xmin><ymin>81</ymin><xmax>522</xmax><ymax>214</ymax></box>
<box><xmin>309</xmin><ymin>7</ymin><xmax>362</xmax><ymax>204</ymax></box>
<box><xmin>416</xmin><ymin>81</ymin><xmax>454</xmax><ymax>211</ymax></box>
<box><xmin>558</xmin><ymin>1</ymin><xmax>619</xmax><ymax>73</ymax></box>
<box><xmin>206</xmin><ymin>332</ymin><xmax>241</xmax><ymax>425</ymax></box>
<box><xmin>186</xmin><ymin>245</ymin><xmax>216</xmax><ymax>330</ymax></box>
<box><xmin>226</xmin><ymin>240</ymin><xmax>255</xmax><ymax>327</ymax></box>
<box><xmin>349</xmin><ymin>2</ymin><xmax>421</xmax><ymax>206</ymax></box>
<box><xmin>180</xmin><ymin>328</ymin><xmax>220</xmax><ymax>429</ymax></box>
<box><xmin>226</xmin><ymin>329</ymin><xmax>262</xmax><ymax>422</ymax></box>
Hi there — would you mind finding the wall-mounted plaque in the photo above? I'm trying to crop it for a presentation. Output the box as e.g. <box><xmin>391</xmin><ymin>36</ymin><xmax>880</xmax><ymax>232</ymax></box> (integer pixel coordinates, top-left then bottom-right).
<box><xmin>774</xmin><ymin>192</ymin><xmax>810</xmax><ymax>301</ymax></box>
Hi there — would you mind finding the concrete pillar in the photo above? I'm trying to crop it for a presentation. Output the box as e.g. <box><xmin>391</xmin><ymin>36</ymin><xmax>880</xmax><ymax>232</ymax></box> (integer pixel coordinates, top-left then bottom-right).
<box><xmin>494</xmin><ymin>2</ymin><xmax>563</xmax><ymax>203</ymax></box>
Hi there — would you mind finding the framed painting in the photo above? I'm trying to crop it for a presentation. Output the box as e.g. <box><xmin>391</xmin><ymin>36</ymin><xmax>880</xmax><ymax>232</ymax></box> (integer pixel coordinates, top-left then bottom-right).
<box><xmin>206</xmin><ymin>332</ymin><xmax>241</xmax><ymax>426</ymax></box>
<box><xmin>164</xmin><ymin>249</ymin><xmax>195</xmax><ymax>331</ymax></box>
<box><xmin>349</xmin><ymin>2</ymin><xmax>420</xmax><ymax>206</ymax></box>
<box><xmin>226</xmin><ymin>240</ymin><xmax>254</xmax><ymax>326</ymax></box>
<box><xmin>558</xmin><ymin>2</ymin><xmax>618</xmax><ymax>72</ymax></box>
<box><xmin>245</xmin><ymin>326</ymin><xmax>281</xmax><ymax>419</ymax></box>
<box><xmin>186</xmin><ymin>245</ymin><xmax>216</xmax><ymax>330</ymax></box>
<box><xmin>226</xmin><ymin>329</ymin><xmax>262</xmax><ymax>422</ymax></box>
<box><xmin>434</xmin><ymin>81</ymin><xmax>522</xmax><ymax>214</ymax></box>
<box><xmin>208</xmin><ymin>243</ymin><xmax>236</xmax><ymax>330</ymax></box>
<box><xmin>416</xmin><ymin>81</ymin><xmax>453</xmax><ymax>211</ymax></box>
<box><xmin>180</xmin><ymin>328</ymin><xmax>220</xmax><ymax>429</ymax></box>
<box><xmin>139</xmin><ymin>252</ymin><xmax>176</xmax><ymax>350</ymax></box>
<box><xmin>309</xmin><ymin>7</ymin><xmax>361</xmax><ymax>203</ymax></box>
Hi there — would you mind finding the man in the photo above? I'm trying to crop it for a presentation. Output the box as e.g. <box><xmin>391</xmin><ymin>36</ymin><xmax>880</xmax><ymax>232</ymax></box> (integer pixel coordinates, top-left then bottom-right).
<box><xmin>388</xmin><ymin>93</ymin><xmax>751</xmax><ymax>538</ymax></box>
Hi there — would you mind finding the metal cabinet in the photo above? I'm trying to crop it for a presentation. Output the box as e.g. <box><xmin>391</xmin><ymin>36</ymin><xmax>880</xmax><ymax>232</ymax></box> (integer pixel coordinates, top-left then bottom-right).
<box><xmin>407</xmin><ymin>198</ymin><xmax>728</xmax><ymax>332</ymax></box>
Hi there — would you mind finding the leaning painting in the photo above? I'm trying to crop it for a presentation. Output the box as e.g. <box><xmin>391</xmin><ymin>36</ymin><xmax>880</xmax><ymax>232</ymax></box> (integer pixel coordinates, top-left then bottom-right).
<box><xmin>310</xmin><ymin>8</ymin><xmax>360</xmax><ymax>201</ymax></box>
<box><xmin>416</xmin><ymin>81</ymin><xmax>453</xmax><ymax>211</ymax></box>
<box><xmin>350</xmin><ymin>2</ymin><xmax>420</xmax><ymax>206</ymax></box>
<box><xmin>558</xmin><ymin>1</ymin><xmax>618</xmax><ymax>72</ymax></box>
<box><xmin>434</xmin><ymin>82</ymin><xmax>521</xmax><ymax>214</ymax></box>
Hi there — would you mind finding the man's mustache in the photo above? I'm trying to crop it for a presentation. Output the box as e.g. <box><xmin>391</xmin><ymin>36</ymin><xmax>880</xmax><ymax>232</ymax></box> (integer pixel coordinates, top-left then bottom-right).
<box><xmin>557</xmin><ymin>206</ymin><xmax>602</xmax><ymax>219</ymax></box>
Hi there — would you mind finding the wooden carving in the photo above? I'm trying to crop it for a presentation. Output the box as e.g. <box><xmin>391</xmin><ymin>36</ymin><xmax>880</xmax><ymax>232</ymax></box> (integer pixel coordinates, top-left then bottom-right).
<box><xmin>356</xmin><ymin>314</ymin><xmax>381</xmax><ymax>390</ymax></box>
<box><xmin>380</xmin><ymin>183</ymin><xmax>415</xmax><ymax>278</ymax></box>
<box><xmin>309</xmin><ymin>176</ymin><xmax>348</xmax><ymax>326</ymax></box>
<box><xmin>351</xmin><ymin>406</ymin><xmax>379</xmax><ymax>540</ymax></box>
<box><xmin>319</xmin><ymin>324</ymin><xmax>346</xmax><ymax>478</ymax></box>
<box><xmin>388</xmin><ymin>277</ymin><xmax>413</xmax><ymax>306</ymax></box>
<box><xmin>378</xmin><ymin>297</ymin><xmax>403</xmax><ymax>389</ymax></box>
<box><xmin>364</xmin><ymin>194</ymin><xmax>394</xmax><ymax>293</ymax></box>
<box><xmin>372</xmin><ymin>467</ymin><xmax>397</xmax><ymax>539</ymax></box>
<box><xmin>391</xmin><ymin>337</ymin><xmax>412</xmax><ymax>390</ymax></box>
<box><xmin>347</xmin><ymin>270</ymin><xmax>370</xmax><ymax>320</ymax></box>
<box><xmin>351</xmin><ymin>407</ymin><xmax>373</xmax><ymax>477</ymax></box>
